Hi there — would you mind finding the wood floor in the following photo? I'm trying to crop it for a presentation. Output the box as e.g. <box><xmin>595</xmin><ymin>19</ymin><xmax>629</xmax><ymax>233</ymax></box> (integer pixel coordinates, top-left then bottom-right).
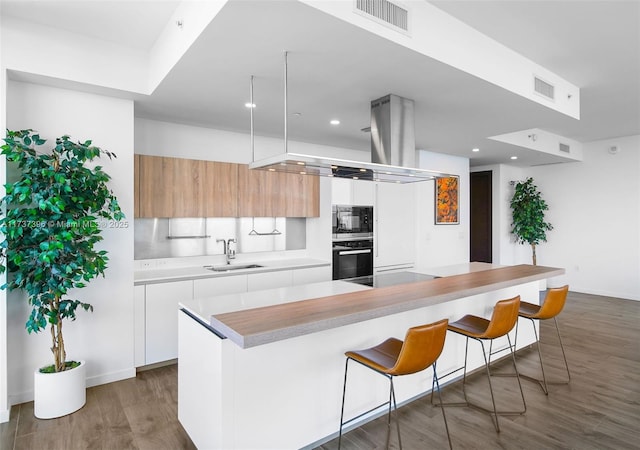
<box><xmin>1</xmin><ymin>291</ymin><xmax>638</xmax><ymax>450</ymax></box>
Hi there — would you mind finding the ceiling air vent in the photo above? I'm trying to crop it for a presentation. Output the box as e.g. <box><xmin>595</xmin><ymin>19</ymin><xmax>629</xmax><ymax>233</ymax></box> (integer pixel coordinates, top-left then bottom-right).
<box><xmin>534</xmin><ymin>76</ymin><xmax>555</xmax><ymax>100</ymax></box>
<box><xmin>356</xmin><ymin>0</ymin><xmax>409</xmax><ymax>32</ymax></box>
<box><xmin>559</xmin><ymin>143</ymin><xmax>571</xmax><ymax>153</ymax></box>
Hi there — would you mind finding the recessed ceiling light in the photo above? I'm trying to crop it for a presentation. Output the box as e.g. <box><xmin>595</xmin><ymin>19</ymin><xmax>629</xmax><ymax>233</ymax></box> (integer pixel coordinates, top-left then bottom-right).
<box><xmin>245</xmin><ymin>103</ymin><xmax>256</xmax><ymax>108</ymax></box>
<box><xmin>300</xmin><ymin>171</ymin><xmax>306</xmax><ymax>175</ymax></box>
<box><xmin>359</xmin><ymin>168</ymin><xmax>367</xmax><ymax>172</ymax></box>
<box><xmin>510</xmin><ymin>156</ymin><xmax>518</xmax><ymax>160</ymax></box>
<box><xmin>330</xmin><ymin>165</ymin><xmax>338</xmax><ymax>170</ymax></box>
<box><xmin>353</xmin><ymin>176</ymin><xmax>359</xmax><ymax>180</ymax></box>
<box><xmin>268</xmin><ymin>168</ymin><xmax>276</xmax><ymax>172</ymax></box>
<box><xmin>472</xmin><ymin>148</ymin><xmax>480</xmax><ymax>152</ymax></box>
<box><xmin>330</xmin><ymin>119</ymin><xmax>340</xmax><ymax>125</ymax></box>
<box><xmin>296</xmin><ymin>161</ymin><xmax>305</xmax><ymax>166</ymax></box>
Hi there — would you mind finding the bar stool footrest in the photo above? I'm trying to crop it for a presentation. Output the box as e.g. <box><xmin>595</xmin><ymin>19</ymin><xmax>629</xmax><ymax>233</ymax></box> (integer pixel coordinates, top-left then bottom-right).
<box><xmin>519</xmin><ymin>373</ymin><xmax>570</xmax><ymax>394</ymax></box>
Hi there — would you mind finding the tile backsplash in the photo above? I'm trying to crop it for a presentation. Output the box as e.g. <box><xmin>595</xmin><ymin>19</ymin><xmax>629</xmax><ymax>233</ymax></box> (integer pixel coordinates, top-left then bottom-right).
<box><xmin>134</xmin><ymin>217</ymin><xmax>306</xmax><ymax>260</ymax></box>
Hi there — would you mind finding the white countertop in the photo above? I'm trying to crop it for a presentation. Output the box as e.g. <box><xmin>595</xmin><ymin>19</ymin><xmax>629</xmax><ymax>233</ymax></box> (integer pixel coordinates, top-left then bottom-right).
<box><xmin>178</xmin><ymin>262</ymin><xmax>564</xmax><ymax>348</ymax></box>
<box><xmin>134</xmin><ymin>257</ymin><xmax>330</xmax><ymax>285</ymax></box>
<box><xmin>179</xmin><ymin>280</ymin><xmax>370</xmax><ymax>324</ymax></box>
<box><xmin>178</xmin><ymin>262</ymin><xmax>499</xmax><ymax>322</ymax></box>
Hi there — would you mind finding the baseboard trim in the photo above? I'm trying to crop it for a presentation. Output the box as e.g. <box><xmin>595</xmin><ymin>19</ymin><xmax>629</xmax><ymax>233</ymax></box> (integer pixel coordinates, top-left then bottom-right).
<box><xmin>86</xmin><ymin>367</ymin><xmax>136</xmax><ymax>388</ymax></box>
<box><xmin>572</xmin><ymin>288</ymin><xmax>639</xmax><ymax>301</ymax></box>
<box><xmin>9</xmin><ymin>367</ymin><xmax>136</xmax><ymax>406</ymax></box>
<box><xmin>0</xmin><ymin>407</ymin><xmax>10</xmax><ymax>423</ymax></box>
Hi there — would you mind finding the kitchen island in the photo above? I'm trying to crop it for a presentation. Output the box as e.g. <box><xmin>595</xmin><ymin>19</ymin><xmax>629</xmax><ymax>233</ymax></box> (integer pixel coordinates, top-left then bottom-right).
<box><xmin>178</xmin><ymin>263</ymin><xmax>564</xmax><ymax>449</ymax></box>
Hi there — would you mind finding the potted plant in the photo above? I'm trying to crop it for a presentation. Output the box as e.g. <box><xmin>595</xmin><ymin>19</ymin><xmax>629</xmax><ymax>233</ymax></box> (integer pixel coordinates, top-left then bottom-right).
<box><xmin>0</xmin><ymin>129</ymin><xmax>123</xmax><ymax>418</ymax></box>
<box><xmin>510</xmin><ymin>177</ymin><xmax>553</xmax><ymax>266</ymax></box>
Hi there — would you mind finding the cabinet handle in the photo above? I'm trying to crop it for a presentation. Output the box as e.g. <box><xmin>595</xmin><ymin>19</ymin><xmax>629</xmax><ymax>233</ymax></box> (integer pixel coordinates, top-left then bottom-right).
<box><xmin>339</xmin><ymin>249</ymin><xmax>372</xmax><ymax>256</ymax></box>
<box><xmin>375</xmin><ymin>183</ymin><xmax>379</xmax><ymax>258</ymax></box>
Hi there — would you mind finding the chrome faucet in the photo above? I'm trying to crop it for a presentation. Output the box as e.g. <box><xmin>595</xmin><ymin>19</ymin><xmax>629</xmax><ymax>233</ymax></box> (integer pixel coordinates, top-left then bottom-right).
<box><xmin>226</xmin><ymin>238</ymin><xmax>237</xmax><ymax>263</ymax></box>
<box><xmin>217</xmin><ymin>238</ymin><xmax>237</xmax><ymax>264</ymax></box>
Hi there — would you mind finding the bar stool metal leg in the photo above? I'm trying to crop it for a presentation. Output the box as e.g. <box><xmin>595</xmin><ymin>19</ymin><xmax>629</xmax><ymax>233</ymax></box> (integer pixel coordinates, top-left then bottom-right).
<box><xmin>516</xmin><ymin>285</ymin><xmax>571</xmax><ymax>394</ymax></box>
<box><xmin>434</xmin><ymin>296</ymin><xmax>527</xmax><ymax>433</ymax></box>
<box><xmin>384</xmin><ymin>377</ymin><xmax>402</xmax><ymax>450</ymax></box>
<box><xmin>432</xmin><ymin>362</ymin><xmax>453</xmax><ymax>450</ymax></box>
<box><xmin>338</xmin><ymin>359</ymin><xmax>403</xmax><ymax>450</ymax></box>
<box><xmin>338</xmin><ymin>358</ymin><xmax>350</xmax><ymax>448</ymax></box>
<box><xmin>339</xmin><ymin>320</ymin><xmax>450</xmax><ymax>449</ymax></box>
<box><xmin>517</xmin><ymin>316</ymin><xmax>571</xmax><ymax>395</ymax></box>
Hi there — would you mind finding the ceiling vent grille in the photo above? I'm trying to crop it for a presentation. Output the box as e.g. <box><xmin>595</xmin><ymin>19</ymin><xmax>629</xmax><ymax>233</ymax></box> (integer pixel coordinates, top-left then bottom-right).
<box><xmin>356</xmin><ymin>0</ymin><xmax>409</xmax><ymax>32</ymax></box>
<box><xmin>534</xmin><ymin>76</ymin><xmax>555</xmax><ymax>100</ymax></box>
<box><xmin>559</xmin><ymin>143</ymin><xmax>571</xmax><ymax>153</ymax></box>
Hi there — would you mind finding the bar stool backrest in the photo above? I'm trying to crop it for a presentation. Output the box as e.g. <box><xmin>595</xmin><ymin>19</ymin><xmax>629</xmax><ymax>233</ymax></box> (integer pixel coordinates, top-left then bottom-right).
<box><xmin>483</xmin><ymin>296</ymin><xmax>521</xmax><ymax>339</ymax></box>
<box><xmin>387</xmin><ymin>319</ymin><xmax>449</xmax><ymax>376</ymax></box>
<box><xmin>536</xmin><ymin>285</ymin><xmax>569</xmax><ymax>320</ymax></box>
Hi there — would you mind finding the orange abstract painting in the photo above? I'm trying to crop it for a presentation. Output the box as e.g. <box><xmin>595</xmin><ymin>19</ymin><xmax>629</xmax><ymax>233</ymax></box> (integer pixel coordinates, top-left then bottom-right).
<box><xmin>435</xmin><ymin>176</ymin><xmax>459</xmax><ymax>224</ymax></box>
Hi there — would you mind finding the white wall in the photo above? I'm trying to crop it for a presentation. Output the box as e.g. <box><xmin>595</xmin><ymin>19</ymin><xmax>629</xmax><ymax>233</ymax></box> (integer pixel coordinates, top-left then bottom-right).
<box><xmin>134</xmin><ymin>117</ymin><xmax>367</xmax><ymax>163</ymax></box>
<box><xmin>0</xmin><ymin>59</ymin><xmax>8</xmax><ymax>424</ymax></box>
<box><xmin>6</xmin><ymin>80</ymin><xmax>136</xmax><ymax>404</ymax></box>
<box><xmin>473</xmin><ymin>136</ymin><xmax>640</xmax><ymax>300</ymax></box>
<box><xmin>414</xmin><ymin>150</ymin><xmax>470</xmax><ymax>270</ymax></box>
<box><xmin>529</xmin><ymin>136</ymin><xmax>640</xmax><ymax>300</ymax></box>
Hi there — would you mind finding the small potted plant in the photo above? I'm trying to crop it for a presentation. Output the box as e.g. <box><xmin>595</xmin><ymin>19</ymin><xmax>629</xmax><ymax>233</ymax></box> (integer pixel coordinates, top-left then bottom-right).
<box><xmin>0</xmin><ymin>129</ymin><xmax>124</xmax><ymax>418</ymax></box>
<box><xmin>510</xmin><ymin>177</ymin><xmax>553</xmax><ymax>266</ymax></box>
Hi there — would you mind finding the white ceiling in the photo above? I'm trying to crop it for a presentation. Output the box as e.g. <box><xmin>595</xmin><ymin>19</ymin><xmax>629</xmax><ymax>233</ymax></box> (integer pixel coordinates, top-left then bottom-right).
<box><xmin>1</xmin><ymin>0</ymin><xmax>180</xmax><ymax>50</ymax></box>
<box><xmin>2</xmin><ymin>0</ymin><xmax>639</xmax><ymax>167</ymax></box>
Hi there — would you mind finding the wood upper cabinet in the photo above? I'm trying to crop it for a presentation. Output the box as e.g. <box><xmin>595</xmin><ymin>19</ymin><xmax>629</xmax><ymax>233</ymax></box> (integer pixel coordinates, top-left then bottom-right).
<box><xmin>172</xmin><ymin>157</ymin><xmax>205</xmax><ymax>217</ymax></box>
<box><xmin>134</xmin><ymin>155</ymin><xmax>140</xmax><ymax>218</ymax></box>
<box><xmin>204</xmin><ymin>161</ymin><xmax>238</xmax><ymax>217</ymax></box>
<box><xmin>237</xmin><ymin>165</ymin><xmax>319</xmax><ymax>217</ymax></box>
<box><xmin>286</xmin><ymin>170</ymin><xmax>319</xmax><ymax>217</ymax></box>
<box><xmin>138</xmin><ymin>155</ymin><xmax>174</xmax><ymax>218</ymax></box>
<box><xmin>136</xmin><ymin>156</ymin><xmax>318</xmax><ymax>218</ymax></box>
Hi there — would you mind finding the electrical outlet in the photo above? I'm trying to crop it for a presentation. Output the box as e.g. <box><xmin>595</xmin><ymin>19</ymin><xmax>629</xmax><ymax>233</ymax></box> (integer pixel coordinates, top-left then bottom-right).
<box><xmin>140</xmin><ymin>260</ymin><xmax>155</xmax><ymax>269</ymax></box>
<box><xmin>156</xmin><ymin>260</ymin><xmax>168</xmax><ymax>268</ymax></box>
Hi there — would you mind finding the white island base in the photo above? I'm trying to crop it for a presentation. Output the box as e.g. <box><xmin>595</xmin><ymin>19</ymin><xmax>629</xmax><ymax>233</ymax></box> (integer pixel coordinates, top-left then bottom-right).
<box><xmin>178</xmin><ymin>264</ymin><xmax>552</xmax><ymax>449</ymax></box>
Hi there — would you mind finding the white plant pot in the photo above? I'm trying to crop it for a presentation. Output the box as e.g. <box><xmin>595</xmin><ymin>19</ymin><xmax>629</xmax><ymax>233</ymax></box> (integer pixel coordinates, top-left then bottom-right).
<box><xmin>34</xmin><ymin>360</ymin><xmax>86</xmax><ymax>419</ymax></box>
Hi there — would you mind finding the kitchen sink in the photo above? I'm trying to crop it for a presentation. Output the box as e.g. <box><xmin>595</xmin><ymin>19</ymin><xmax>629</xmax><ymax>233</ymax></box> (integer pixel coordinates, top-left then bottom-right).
<box><xmin>204</xmin><ymin>264</ymin><xmax>264</xmax><ymax>272</ymax></box>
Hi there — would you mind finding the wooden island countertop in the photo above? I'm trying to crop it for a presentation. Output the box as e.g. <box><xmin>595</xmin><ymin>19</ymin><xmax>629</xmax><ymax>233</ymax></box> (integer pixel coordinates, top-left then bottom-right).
<box><xmin>198</xmin><ymin>263</ymin><xmax>564</xmax><ymax>348</ymax></box>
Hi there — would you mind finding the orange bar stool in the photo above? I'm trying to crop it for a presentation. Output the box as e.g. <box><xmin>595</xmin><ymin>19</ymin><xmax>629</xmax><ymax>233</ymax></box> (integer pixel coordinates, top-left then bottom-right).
<box><xmin>338</xmin><ymin>319</ymin><xmax>452</xmax><ymax>450</ymax></box>
<box><xmin>517</xmin><ymin>285</ymin><xmax>571</xmax><ymax>394</ymax></box>
<box><xmin>436</xmin><ymin>296</ymin><xmax>526</xmax><ymax>432</ymax></box>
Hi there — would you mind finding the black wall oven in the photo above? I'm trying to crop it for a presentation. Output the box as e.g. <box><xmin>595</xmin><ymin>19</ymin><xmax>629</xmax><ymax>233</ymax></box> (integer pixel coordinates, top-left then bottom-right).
<box><xmin>332</xmin><ymin>238</ymin><xmax>374</xmax><ymax>281</ymax></box>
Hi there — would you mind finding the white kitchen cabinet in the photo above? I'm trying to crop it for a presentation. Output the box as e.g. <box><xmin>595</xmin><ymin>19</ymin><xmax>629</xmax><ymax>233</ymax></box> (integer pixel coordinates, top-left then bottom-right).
<box><xmin>331</xmin><ymin>178</ymin><xmax>351</xmax><ymax>205</ymax></box>
<box><xmin>145</xmin><ymin>280</ymin><xmax>193</xmax><ymax>365</ymax></box>
<box><xmin>374</xmin><ymin>264</ymin><xmax>414</xmax><ymax>275</ymax></box>
<box><xmin>134</xmin><ymin>285</ymin><xmax>146</xmax><ymax>367</ymax></box>
<box><xmin>247</xmin><ymin>270</ymin><xmax>293</xmax><ymax>291</ymax></box>
<box><xmin>375</xmin><ymin>182</ymin><xmax>416</xmax><ymax>269</ymax></box>
<box><xmin>136</xmin><ymin>263</ymin><xmax>330</xmax><ymax>367</ymax></box>
<box><xmin>352</xmin><ymin>180</ymin><xmax>375</xmax><ymax>206</ymax></box>
<box><xmin>331</xmin><ymin>178</ymin><xmax>375</xmax><ymax>206</ymax></box>
<box><xmin>193</xmin><ymin>275</ymin><xmax>248</xmax><ymax>299</ymax></box>
<box><xmin>291</xmin><ymin>266</ymin><xmax>332</xmax><ymax>285</ymax></box>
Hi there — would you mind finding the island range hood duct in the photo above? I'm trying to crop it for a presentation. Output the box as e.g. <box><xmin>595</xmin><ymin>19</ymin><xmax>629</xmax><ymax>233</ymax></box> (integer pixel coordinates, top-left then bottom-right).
<box><xmin>248</xmin><ymin>55</ymin><xmax>453</xmax><ymax>183</ymax></box>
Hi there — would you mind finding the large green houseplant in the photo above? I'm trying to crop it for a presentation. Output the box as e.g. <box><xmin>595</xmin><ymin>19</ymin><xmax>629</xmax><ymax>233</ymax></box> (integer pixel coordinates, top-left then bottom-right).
<box><xmin>0</xmin><ymin>129</ymin><xmax>124</xmax><ymax>376</ymax></box>
<box><xmin>510</xmin><ymin>177</ymin><xmax>553</xmax><ymax>265</ymax></box>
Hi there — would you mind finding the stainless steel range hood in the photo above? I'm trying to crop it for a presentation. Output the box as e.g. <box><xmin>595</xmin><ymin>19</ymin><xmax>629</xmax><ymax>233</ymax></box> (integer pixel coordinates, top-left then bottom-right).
<box><xmin>248</xmin><ymin>55</ymin><xmax>453</xmax><ymax>183</ymax></box>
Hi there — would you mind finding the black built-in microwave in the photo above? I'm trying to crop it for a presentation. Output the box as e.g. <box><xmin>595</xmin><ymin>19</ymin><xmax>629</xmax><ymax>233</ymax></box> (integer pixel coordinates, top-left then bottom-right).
<box><xmin>332</xmin><ymin>205</ymin><xmax>374</xmax><ymax>239</ymax></box>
